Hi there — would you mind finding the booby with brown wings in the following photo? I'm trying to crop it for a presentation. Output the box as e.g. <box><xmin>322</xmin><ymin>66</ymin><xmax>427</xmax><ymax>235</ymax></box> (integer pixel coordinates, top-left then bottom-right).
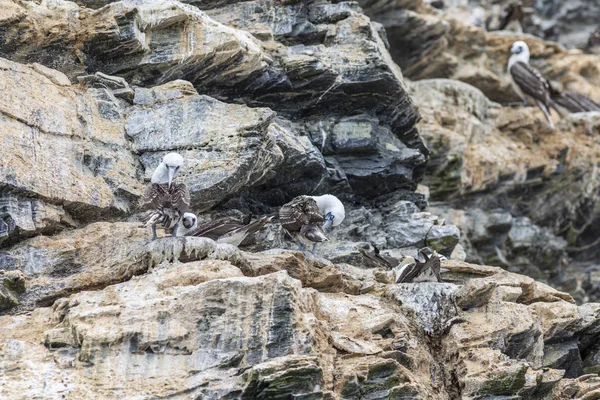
<box><xmin>507</xmin><ymin>41</ymin><xmax>563</xmax><ymax>128</ymax></box>
<box><xmin>142</xmin><ymin>153</ymin><xmax>190</xmax><ymax>239</ymax></box>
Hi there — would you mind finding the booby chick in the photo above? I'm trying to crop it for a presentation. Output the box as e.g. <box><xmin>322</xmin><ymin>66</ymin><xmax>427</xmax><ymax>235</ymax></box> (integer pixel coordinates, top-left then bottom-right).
<box><xmin>177</xmin><ymin>212</ymin><xmax>199</xmax><ymax>236</ymax></box>
<box><xmin>394</xmin><ymin>249</ymin><xmax>443</xmax><ymax>283</ymax></box>
<box><xmin>180</xmin><ymin>213</ymin><xmax>273</xmax><ymax>246</ymax></box>
<box><xmin>142</xmin><ymin>153</ymin><xmax>190</xmax><ymax>240</ymax></box>
<box><xmin>508</xmin><ymin>41</ymin><xmax>562</xmax><ymax>128</ymax></box>
<box><xmin>279</xmin><ymin>195</ymin><xmax>328</xmax><ymax>254</ymax></box>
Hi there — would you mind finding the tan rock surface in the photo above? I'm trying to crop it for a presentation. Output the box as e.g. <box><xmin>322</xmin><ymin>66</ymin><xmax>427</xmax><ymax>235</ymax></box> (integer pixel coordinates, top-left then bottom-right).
<box><xmin>1</xmin><ymin>223</ymin><xmax>599</xmax><ymax>398</ymax></box>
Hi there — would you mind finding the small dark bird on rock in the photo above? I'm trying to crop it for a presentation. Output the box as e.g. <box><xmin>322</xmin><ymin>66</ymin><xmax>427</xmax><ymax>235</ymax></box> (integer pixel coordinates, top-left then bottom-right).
<box><xmin>395</xmin><ymin>249</ymin><xmax>443</xmax><ymax>283</ymax></box>
<box><xmin>508</xmin><ymin>41</ymin><xmax>563</xmax><ymax>128</ymax></box>
<box><xmin>359</xmin><ymin>245</ymin><xmax>400</xmax><ymax>269</ymax></box>
<box><xmin>279</xmin><ymin>195</ymin><xmax>328</xmax><ymax>254</ymax></box>
<box><xmin>179</xmin><ymin>212</ymin><xmax>272</xmax><ymax>246</ymax></box>
<box><xmin>142</xmin><ymin>153</ymin><xmax>190</xmax><ymax>240</ymax></box>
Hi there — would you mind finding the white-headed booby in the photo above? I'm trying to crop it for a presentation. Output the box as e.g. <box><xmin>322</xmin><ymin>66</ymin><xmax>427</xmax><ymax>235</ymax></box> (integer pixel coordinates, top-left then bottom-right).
<box><xmin>142</xmin><ymin>153</ymin><xmax>190</xmax><ymax>240</ymax></box>
<box><xmin>508</xmin><ymin>40</ymin><xmax>563</xmax><ymax>128</ymax></box>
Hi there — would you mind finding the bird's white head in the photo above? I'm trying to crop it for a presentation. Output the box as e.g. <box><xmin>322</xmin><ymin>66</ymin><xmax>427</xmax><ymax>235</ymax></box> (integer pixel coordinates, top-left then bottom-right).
<box><xmin>310</xmin><ymin>194</ymin><xmax>345</xmax><ymax>230</ymax></box>
<box><xmin>152</xmin><ymin>153</ymin><xmax>184</xmax><ymax>187</ymax></box>
<box><xmin>508</xmin><ymin>40</ymin><xmax>530</xmax><ymax>69</ymax></box>
<box><xmin>178</xmin><ymin>212</ymin><xmax>198</xmax><ymax>236</ymax></box>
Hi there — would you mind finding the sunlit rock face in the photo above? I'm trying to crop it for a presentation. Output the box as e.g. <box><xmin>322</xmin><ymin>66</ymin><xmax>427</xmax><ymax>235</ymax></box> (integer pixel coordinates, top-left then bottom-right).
<box><xmin>1</xmin><ymin>229</ymin><xmax>600</xmax><ymax>399</ymax></box>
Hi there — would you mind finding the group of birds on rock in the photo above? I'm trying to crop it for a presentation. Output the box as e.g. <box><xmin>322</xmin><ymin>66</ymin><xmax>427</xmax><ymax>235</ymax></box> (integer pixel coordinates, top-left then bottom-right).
<box><xmin>141</xmin><ymin>153</ymin><xmax>444</xmax><ymax>283</ymax></box>
<box><xmin>141</xmin><ymin>153</ymin><xmax>344</xmax><ymax>251</ymax></box>
<box><xmin>507</xmin><ymin>40</ymin><xmax>600</xmax><ymax>128</ymax></box>
<box><xmin>137</xmin><ymin>39</ymin><xmax>600</xmax><ymax>281</ymax></box>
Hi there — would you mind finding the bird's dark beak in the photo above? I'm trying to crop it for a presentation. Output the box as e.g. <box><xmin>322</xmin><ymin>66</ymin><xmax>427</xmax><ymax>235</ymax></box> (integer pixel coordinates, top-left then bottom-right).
<box><xmin>168</xmin><ymin>166</ymin><xmax>176</xmax><ymax>188</ymax></box>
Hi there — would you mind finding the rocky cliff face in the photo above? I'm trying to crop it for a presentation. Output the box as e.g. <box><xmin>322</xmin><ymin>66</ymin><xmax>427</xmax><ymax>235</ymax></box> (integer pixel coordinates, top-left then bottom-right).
<box><xmin>2</xmin><ymin>226</ymin><xmax>600</xmax><ymax>399</ymax></box>
<box><xmin>1</xmin><ymin>0</ymin><xmax>600</xmax><ymax>398</ymax></box>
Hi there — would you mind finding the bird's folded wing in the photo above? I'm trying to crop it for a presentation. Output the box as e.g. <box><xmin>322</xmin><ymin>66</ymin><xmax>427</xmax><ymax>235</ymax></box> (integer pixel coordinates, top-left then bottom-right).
<box><xmin>510</xmin><ymin>61</ymin><xmax>551</xmax><ymax>103</ymax></box>
<box><xmin>302</xmin><ymin>198</ymin><xmax>325</xmax><ymax>224</ymax></box>
<box><xmin>280</xmin><ymin>196</ymin><xmax>323</xmax><ymax>230</ymax></box>
<box><xmin>170</xmin><ymin>183</ymin><xmax>190</xmax><ymax>215</ymax></box>
<box><xmin>142</xmin><ymin>184</ymin><xmax>167</xmax><ymax>210</ymax></box>
<box><xmin>188</xmin><ymin>218</ymin><xmax>241</xmax><ymax>239</ymax></box>
<box><xmin>396</xmin><ymin>262</ymin><xmax>425</xmax><ymax>283</ymax></box>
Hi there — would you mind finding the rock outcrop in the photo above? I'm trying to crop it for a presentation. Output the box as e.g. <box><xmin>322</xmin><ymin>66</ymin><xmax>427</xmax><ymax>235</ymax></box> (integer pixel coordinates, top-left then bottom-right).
<box><xmin>1</xmin><ymin>222</ymin><xmax>600</xmax><ymax>399</ymax></box>
<box><xmin>1</xmin><ymin>0</ymin><xmax>600</xmax><ymax>397</ymax></box>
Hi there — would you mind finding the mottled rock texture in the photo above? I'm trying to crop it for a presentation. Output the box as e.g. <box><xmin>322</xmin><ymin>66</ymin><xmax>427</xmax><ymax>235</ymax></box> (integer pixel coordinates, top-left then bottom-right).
<box><xmin>1</xmin><ymin>0</ymin><xmax>600</xmax><ymax>397</ymax></box>
<box><xmin>1</xmin><ymin>223</ymin><xmax>600</xmax><ymax>399</ymax></box>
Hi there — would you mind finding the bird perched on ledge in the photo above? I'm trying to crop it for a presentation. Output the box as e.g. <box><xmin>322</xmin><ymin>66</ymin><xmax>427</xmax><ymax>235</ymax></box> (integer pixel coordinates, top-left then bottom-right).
<box><xmin>395</xmin><ymin>248</ymin><xmax>443</xmax><ymax>283</ymax></box>
<box><xmin>507</xmin><ymin>40</ymin><xmax>563</xmax><ymax>128</ymax></box>
<box><xmin>142</xmin><ymin>153</ymin><xmax>190</xmax><ymax>240</ymax></box>
<box><xmin>179</xmin><ymin>212</ymin><xmax>273</xmax><ymax>246</ymax></box>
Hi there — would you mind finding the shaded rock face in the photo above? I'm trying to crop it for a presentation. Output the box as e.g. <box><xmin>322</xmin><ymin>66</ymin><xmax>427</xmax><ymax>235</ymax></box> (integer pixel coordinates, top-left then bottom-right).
<box><xmin>0</xmin><ymin>58</ymin><xmax>142</xmax><ymax>238</ymax></box>
<box><xmin>441</xmin><ymin>0</ymin><xmax>600</xmax><ymax>50</ymax></box>
<box><xmin>0</xmin><ymin>0</ymin><xmax>426</xmax><ymax>200</ymax></box>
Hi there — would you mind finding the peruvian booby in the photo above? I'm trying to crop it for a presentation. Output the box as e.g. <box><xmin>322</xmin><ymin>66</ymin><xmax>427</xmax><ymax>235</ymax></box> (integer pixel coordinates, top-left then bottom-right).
<box><xmin>394</xmin><ymin>249</ymin><xmax>443</xmax><ymax>283</ymax></box>
<box><xmin>279</xmin><ymin>195</ymin><xmax>328</xmax><ymax>253</ymax></box>
<box><xmin>142</xmin><ymin>153</ymin><xmax>190</xmax><ymax>240</ymax></box>
<box><xmin>508</xmin><ymin>40</ymin><xmax>562</xmax><ymax>128</ymax></box>
<box><xmin>180</xmin><ymin>212</ymin><xmax>273</xmax><ymax>246</ymax></box>
<box><xmin>359</xmin><ymin>245</ymin><xmax>400</xmax><ymax>269</ymax></box>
